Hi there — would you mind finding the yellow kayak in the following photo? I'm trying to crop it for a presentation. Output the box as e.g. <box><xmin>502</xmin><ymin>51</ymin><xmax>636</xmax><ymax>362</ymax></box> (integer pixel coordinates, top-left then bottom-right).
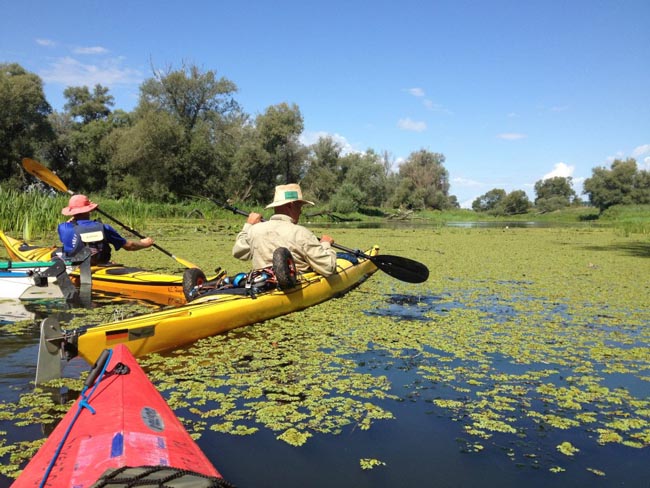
<box><xmin>58</xmin><ymin>247</ymin><xmax>379</xmax><ymax>364</ymax></box>
<box><xmin>0</xmin><ymin>231</ymin><xmax>195</xmax><ymax>306</ymax></box>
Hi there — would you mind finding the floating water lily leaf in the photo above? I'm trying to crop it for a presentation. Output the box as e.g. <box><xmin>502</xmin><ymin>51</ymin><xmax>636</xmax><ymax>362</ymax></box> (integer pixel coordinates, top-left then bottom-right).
<box><xmin>360</xmin><ymin>458</ymin><xmax>386</xmax><ymax>470</ymax></box>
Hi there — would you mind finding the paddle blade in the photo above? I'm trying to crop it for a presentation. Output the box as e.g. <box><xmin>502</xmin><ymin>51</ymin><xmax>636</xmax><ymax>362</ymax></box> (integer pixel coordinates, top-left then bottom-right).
<box><xmin>370</xmin><ymin>254</ymin><xmax>430</xmax><ymax>283</ymax></box>
<box><xmin>22</xmin><ymin>158</ymin><xmax>69</xmax><ymax>194</ymax></box>
<box><xmin>173</xmin><ymin>255</ymin><xmax>201</xmax><ymax>269</ymax></box>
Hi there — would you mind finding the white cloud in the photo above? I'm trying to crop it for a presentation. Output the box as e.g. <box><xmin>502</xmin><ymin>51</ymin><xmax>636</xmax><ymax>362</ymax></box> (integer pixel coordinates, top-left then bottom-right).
<box><xmin>404</xmin><ymin>87</ymin><xmax>452</xmax><ymax>115</ymax></box>
<box><xmin>423</xmin><ymin>99</ymin><xmax>452</xmax><ymax>115</ymax></box>
<box><xmin>632</xmin><ymin>144</ymin><xmax>650</xmax><ymax>158</ymax></box>
<box><xmin>398</xmin><ymin>118</ymin><xmax>426</xmax><ymax>132</ymax></box>
<box><xmin>497</xmin><ymin>133</ymin><xmax>527</xmax><ymax>141</ymax></box>
<box><xmin>542</xmin><ymin>162</ymin><xmax>574</xmax><ymax>180</ymax></box>
<box><xmin>35</xmin><ymin>38</ymin><xmax>56</xmax><ymax>47</ymax></box>
<box><xmin>406</xmin><ymin>87</ymin><xmax>425</xmax><ymax>97</ymax></box>
<box><xmin>452</xmin><ymin>176</ymin><xmax>483</xmax><ymax>188</ymax></box>
<box><xmin>299</xmin><ymin>131</ymin><xmax>359</xmax><ymax>155</ymax></box>
<box><xmin>73</xmin><ymin>46</ymin><xmax>109</xmax><ymax>55</ymax></box>
<box><xmin>40</xmin><ymin>56</ymin><xmax>142</xmax><ymax>87</ymax></box>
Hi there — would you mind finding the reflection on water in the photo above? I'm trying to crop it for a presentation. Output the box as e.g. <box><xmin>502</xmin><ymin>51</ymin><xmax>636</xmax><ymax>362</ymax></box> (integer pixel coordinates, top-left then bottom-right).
<box><xmin>0</xmin><ymin>299</ymin><xmax>36</xmax><ymax>324</ymax></box>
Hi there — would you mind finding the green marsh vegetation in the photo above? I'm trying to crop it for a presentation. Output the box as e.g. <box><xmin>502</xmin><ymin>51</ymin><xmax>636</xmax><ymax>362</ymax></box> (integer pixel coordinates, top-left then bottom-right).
<box><xmin>0</xmin><ymin>220</ymin><xmax>649</xmax><ymax>479</ymax></box>
<box><xmin>3</xmin><ymin>187</ymin><xmax>650</xmax><ymax>238</ymax></box>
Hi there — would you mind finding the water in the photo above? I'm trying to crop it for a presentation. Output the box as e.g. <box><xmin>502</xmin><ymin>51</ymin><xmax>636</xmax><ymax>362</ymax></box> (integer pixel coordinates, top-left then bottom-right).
<box><xmin>1</xmin><ymin>292</ymin><xmax>648</xmax><ymax>487</ymax></box>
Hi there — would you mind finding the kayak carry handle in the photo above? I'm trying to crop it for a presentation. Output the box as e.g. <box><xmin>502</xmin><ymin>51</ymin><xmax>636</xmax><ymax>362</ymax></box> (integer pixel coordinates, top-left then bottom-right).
<box><xmin>84</xmin><ymin>349</ymin><xmax>111</xmax><ymax>389</ymax></box>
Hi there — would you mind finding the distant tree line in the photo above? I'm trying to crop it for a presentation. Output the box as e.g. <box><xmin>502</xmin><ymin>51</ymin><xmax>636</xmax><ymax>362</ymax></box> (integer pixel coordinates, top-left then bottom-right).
<box><xmin>2</xmin><ymin>62</ymin><xmax>649</xmax><ymax>214</ymax></box>
<box><xmin>472</xmin><ymin>160</ymin><xmax>650</xmax><ymax>215</ymax></box>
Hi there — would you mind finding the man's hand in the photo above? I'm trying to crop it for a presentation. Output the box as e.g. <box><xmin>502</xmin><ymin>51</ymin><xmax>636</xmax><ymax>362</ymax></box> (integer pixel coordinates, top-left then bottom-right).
<box><xmin>247</xmin><ymin>212</ymin><xmax>263</xmax><ymax>225</ymax></box>
<box><xmin>320</xmin><ymin>234</ymin><xmax>334</xmax><ymax>244</ymax></box>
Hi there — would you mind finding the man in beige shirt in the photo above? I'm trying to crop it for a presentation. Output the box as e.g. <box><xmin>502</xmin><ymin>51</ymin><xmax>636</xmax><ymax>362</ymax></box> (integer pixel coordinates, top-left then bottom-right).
<box><xmin>232</xmin><ymin>184</ymin><xmax>338</xmax><ymax>276</ymax></box>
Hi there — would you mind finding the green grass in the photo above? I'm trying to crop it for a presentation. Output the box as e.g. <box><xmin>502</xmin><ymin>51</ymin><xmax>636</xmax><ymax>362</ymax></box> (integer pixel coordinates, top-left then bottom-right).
<box><xmin>2</xmin><ymin>189</ymin><xmax>649</xmax><ymax>238</ymax></box>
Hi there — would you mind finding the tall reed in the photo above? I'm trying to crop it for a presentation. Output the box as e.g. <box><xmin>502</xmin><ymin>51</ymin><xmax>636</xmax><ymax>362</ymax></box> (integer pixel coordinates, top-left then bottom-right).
<box><xmin>0</xmin><ymin>189</ymin><xmax>226</xmax><ymax>239</ymax></box>
<box><xmin>0</xmin><ymin>187</ymin><xmax>66</xmax><ymax>238</ymax></box>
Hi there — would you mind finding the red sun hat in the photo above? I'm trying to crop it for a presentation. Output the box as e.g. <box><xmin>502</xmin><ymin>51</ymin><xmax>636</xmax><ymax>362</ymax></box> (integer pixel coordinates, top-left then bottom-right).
<box><xmin>62</xmin><ymin>194</ymin><xmax>98</xmax><ymax>216</ymax></box>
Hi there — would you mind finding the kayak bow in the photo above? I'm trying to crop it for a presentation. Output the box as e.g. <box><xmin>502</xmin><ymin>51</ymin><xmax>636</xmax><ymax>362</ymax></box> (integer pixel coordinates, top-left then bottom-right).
<box><xmin>14</xmin><ymin>343</ymin><xmax>230</xmax><ymax>487</ymax></box>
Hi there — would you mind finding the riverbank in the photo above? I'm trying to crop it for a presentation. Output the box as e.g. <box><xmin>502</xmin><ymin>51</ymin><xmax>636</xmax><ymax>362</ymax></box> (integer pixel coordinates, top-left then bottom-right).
<box><xmin>2</xmin><ymin>186</ymin><xmax>650</xmax><ymax>238</ymax></box>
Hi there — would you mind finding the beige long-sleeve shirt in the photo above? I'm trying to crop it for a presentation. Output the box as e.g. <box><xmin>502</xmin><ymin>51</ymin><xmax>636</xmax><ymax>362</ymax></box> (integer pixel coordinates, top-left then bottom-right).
<box><xmin>232</xmin><ymin>214</ymin><xmax>338</xmax><ymax>276</ymax></box>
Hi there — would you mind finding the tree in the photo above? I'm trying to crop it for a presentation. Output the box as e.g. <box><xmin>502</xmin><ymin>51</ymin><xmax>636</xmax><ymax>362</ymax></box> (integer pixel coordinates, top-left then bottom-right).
<box><xmin>44</xmin><ymin>85</ymin><xmax>126</xmax><ymax>193</ymax></box>
<box><xmin>302</xmin><ymin>136</ymin><xmax>343</xmax><ymax>203</ymax></box>
<box><xmin>533</xmin><ymin>176</ymin><xmax>577</xmax><ymax>213</ymax></box>
<box><xmin>0</xmin><ymin>63</ymin><xmax>54</xmax><ymax>187</ymax></box>
<box><xmin>139</xmin><ymin>63</ymin><xmax>239</xmax><ymax>134</ymax></box>
<box><xmin>106</xmin><ymin>64</ymin><xmax>242</xmax><ymax>200</ymax></box>
<box><xmin>106</xmin><ymin>110</ymin><xmax>185</xmax><ymax>200</ymax></box>
<box><xmin>389</xmin><ymin>150</ymin><xmax>452</xmax><ymax>210</ymax></box>
<box><xmin>583</xmin><ymin>158</ymin><xmax>650</xmax><ymax>212</ymax></box>
<box><xmin>63</xmin><ymin>84</ymin><xmax>114</xmax><ymax>123</ymax></box>
<box><xmin>501</xmin><ymin>190</ymin><xmax>532</xmax><ymax>215</ymax></box>
<box><xmin>227</xmin><ymin>126</ymin><xmax>273</xmax><ymax>202</ymax></box>
<box><xmin>255</xmin><ymin>103</ymin><xmax>305</xmax><ymax>187</ymax></box>
<box><xmin>472</xmin><ymin>188</ymin><xmax>506</xmax><ymax>212</ymax></box>
<box><xmin>339</xmin><ymin>150</ymin><xmax>389</xmax><ymax>207</ymax></box>
<box><xmin>330</xmin><ymin>182</ymin><xmax>365</xmax><ymax>213</ymax></box>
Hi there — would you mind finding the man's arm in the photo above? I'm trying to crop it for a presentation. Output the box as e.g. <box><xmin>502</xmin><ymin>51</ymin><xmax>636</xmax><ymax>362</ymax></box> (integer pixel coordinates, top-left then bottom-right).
<box><xmin>122</xmin><ymin>237</ymin><xmax>154</xmax><ymax>251</ymax></box>
<box><xmin>232</xmin><ymin>212</ymin><xmax>261</xmax><ymax>260</ymax></box>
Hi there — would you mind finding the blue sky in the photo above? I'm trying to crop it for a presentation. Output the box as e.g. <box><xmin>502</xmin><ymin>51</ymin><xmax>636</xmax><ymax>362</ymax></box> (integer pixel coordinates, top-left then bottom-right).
<box><xmin>2</xmin><ymin>0</ymin><xmax>649</xmax><ymax>207</ymax></box>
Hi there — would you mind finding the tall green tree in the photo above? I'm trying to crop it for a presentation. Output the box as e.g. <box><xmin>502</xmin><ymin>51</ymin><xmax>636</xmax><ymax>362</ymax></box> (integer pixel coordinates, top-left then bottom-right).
<box><xmin>472</xmin><ymin>188</ymin><xmax>506</xmax><ymax>212</ymax></box>
<box><xmin>302</xmin><ymin>136</ymin><xmax>343</xmax><ymax>203</ymax></box>
<box><xmin>534</xmin><ymin>176</ymin><xmax>577</xmax><ymax>213</ymax></box>
<box><xmin>63</xmin><ymin>84</ymin><xmax>114</xmax><ymax>123</ymax></box>
<box><xmin>139</xmin><ymin>63</ymin><xmax>239</xmax><ymax>134</ymax></box>
<box><xmin>255</xmin><ymin>103</ymin><xmax>305</xmax><ymax>187</ymax></box>
<box><xmin>389</xmin><ymin>149</ymin><xmax>452</xmax><ymax>210</ymax></box>
<box><xmin>338</xmin><ymin>150</ymin><xmax>389</xmax><ymax>208</ymax></box>
<box><xmin>228</xmin><ymin>125</ymin><xmax>272</xmax><ymax>202</ymax></box>
<box><xmin>45</xmin><ymin>84</ymin><xmax>126</xmax><ymax>193</ymax></box>
<box><xmin>501</xmin><ymin>190</ymin><xmax>532</xmax><ymax>215</ymax></box>
<box><xmin>583</xmin><ymin>158</ymin><xmax>650</xmax><ymax>212</ymax></box>
<box><xmin>0</xmin><ymin>63</ymin><xmax>54</xmax><ymax>187</ymax></box>
<box><xmin>107</xmin><ymin>64</ymin><xmax>241</xmax><ymax>199</ymax></box>
<box><xmin>106</xmin><ymin>110</ymin><xmax>185</xmax><ymax>200</ymax></box>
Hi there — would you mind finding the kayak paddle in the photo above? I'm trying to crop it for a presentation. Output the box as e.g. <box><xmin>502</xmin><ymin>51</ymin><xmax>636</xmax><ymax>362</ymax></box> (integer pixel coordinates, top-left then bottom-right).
<box><xmin>22</xmin><ymin>158</ymin><xmax>199</xmax><ymax>269</ymax></box>
<box><xmin>211</xmin><ymin>198</ymin><xmax>430</xmax><ymax>284</ymax></box>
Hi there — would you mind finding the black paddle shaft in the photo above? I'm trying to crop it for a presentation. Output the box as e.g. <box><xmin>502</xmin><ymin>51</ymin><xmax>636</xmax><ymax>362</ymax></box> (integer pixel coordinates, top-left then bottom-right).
<box><xmin>212</xmin><ymin>198</ymin><xmax>429</xmax><ymax>284</ymax></box>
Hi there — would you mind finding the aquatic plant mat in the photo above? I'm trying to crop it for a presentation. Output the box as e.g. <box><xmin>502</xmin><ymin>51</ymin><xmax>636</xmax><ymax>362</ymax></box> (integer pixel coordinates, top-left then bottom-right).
<box><xmin>1</xmin><ymin>226</ymin><xmax>649</xmax><ymax>485</ymax></box>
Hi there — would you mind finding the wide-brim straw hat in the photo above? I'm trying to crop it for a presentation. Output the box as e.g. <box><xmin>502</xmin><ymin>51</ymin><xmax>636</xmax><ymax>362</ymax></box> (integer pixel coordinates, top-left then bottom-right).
<box><xmin>265</xmin><ymin>184</ymin><xmax>314</xmax><ymax>209</ymax></box>
<box><xmin>62</xmin><ymin>194</ymin><xmax>98</xmax><ymax>216</ymax></box>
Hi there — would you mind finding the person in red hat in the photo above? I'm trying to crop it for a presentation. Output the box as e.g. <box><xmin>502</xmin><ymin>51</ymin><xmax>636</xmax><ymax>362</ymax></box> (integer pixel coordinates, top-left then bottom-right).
<box><xmin>58</xmin><ymin>194</ymin><xmax>154</xmax><ymax>265</ymax></box>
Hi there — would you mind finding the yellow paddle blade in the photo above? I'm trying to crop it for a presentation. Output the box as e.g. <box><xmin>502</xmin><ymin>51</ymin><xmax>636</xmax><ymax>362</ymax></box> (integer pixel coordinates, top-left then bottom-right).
<box><xmin>174</xmin><ymin>256</ymin><xmax>200</xmax><ymax>269</ymax></box>
<box><xmin>22</xmin><ymin>158</ymin><xmax>70</xmax><ymax>194</ymax></box>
